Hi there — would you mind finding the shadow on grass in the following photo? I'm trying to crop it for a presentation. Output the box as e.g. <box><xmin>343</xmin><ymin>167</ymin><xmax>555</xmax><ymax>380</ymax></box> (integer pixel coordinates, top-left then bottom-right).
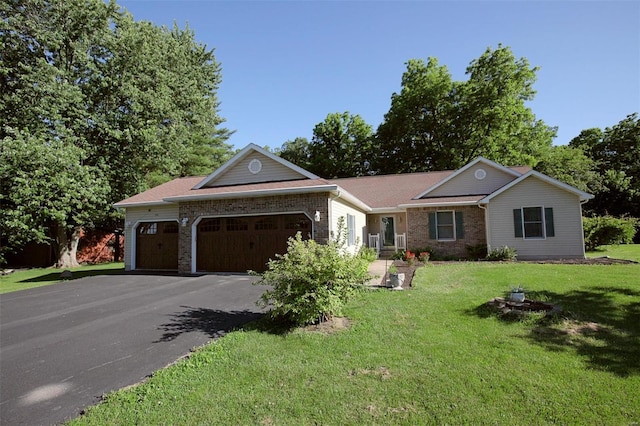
<box><xmin>19</xmin><ymin>267</ymin><xmax>125</xmax><ymax>283</ymax></box>
<box><xmin>469</xmin><ymin>287</ymin><xmax>640</xmax><ymax>377</ymax></box>
<box><xmin>155</xmin><ymin>306</ymin><xmax>264</xmax><ymax>342</ymax></box>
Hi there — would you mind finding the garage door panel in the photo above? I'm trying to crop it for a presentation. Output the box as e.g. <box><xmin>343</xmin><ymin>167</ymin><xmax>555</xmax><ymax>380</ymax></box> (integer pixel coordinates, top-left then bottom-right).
<box><xmin>196</xmin><ymin>214</ymin><xmax>311</xmax><ymax>273</ymax></box>
<box><xmin>136</xmin><ymin>222</ymin><xmax>178</xmax><ymax>270</ymax></box>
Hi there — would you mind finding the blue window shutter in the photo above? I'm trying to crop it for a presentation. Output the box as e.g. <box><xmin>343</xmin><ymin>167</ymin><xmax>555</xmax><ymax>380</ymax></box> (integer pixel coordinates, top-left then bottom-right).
<box><xmin>513</xmin><ymin>209</ymin><xmax>523</xmax><ymax>238</ymax></box>
<box><xmin>455</xmin><ymin>211</ymin><xmax>464</xmax><ymax>239</ymax></box>
<box><xmin>429</xmin><ymin>212</ymin><xmax>436</xmax><ymax>239</ymax></box>
<box><xmin>545</xmin><ymin>208</ymin><xmax>555</xmax><ymax>237</ymax></box>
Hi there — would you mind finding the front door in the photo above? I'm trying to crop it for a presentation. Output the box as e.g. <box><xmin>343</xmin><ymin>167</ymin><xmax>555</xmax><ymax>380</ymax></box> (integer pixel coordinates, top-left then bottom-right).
<box><xmin>381</xmin><ymin>216</ymin><xmax>395</xmax><ymax>247</ymax></box>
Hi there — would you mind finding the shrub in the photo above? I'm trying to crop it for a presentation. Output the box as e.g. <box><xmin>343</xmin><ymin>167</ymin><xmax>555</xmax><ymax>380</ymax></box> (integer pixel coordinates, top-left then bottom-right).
<box><xmin>254</xmin><ymin>219</ymin><xmax>370</xmax><ymax>326</ymax></box>
<box><xmin>466</xmin><ymin>244</ymin><xmax>488</xmax><ymax>260</ymax></box>
<box><xmin>583</xmin><ymin>215</ymin><xmax>638</xmax><ymax>251</ymax></box>
<box><xmin>486</xmin><ymin>246</ymin><xmax>517</xmax><ymax>261</ymax></box>
<box><xmin>357</xmin><ymin>246</ymin><xmax>378</xmax><ymax>262</ymax></box>
<box><xmin>391</xmin><ymin>250</ymin><xmax>405</xmax><ymax>260</ymax></box>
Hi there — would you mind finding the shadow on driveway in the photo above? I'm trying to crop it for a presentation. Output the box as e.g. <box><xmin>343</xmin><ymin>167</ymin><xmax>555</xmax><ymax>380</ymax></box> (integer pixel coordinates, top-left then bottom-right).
<box><xmin>156</xmin><ymin>306</ymin><xmax>263</xmax><ymax>342</ymax></box>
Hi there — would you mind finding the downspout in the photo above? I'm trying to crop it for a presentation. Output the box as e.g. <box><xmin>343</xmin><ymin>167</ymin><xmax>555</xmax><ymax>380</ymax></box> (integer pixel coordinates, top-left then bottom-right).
<box><xmin>478</xmin><ymin>204</ymin><xmax>490</xmax><ymax>252</ymax></box>
<box><xmin>328</xmin><ymin>190</ymin><xmax>342</xmax><ymax>241</ymax></box>
<box><xmin>579</xmin><ymin>199</ymin><xmax>589</xmax><ymax>258</ymax></box>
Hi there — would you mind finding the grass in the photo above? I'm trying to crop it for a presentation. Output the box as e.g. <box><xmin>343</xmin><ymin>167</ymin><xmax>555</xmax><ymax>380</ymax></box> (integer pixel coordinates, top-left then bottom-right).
<box><xmin>586</xmin><ymin>244</ymin><xmax>640</xmax><ymax>262</ymax></box>
<box><xmin>0</xmin><ymin>262</ymin><xmax>124</xmax><ymax>294</ymax></box>
<box><xmin>69</xmin><ymin>259</ymin><xmax>640</xmax><ymax>425</ymax></box>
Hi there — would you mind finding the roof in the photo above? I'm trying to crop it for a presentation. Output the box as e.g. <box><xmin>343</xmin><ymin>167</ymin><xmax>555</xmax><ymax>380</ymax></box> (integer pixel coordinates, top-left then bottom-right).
<box><xmin>330</xmin><ymin>171</ymin><xmax>454</xmax><ymax>209</ymax></box>
<box><xmin>114</xmin><ymin>144</ymin><xmax>588</xmax><ymax>211</ymax></box>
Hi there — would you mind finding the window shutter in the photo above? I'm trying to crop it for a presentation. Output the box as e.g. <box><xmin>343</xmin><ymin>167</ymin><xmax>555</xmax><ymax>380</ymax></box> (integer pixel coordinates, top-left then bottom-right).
<box><xmin>455</xmin><ymin>211</ymin><xmax>464</xmax><ymax>239</ymax></box>
<box><xmin>545</xmin><ymin>208</ymin><xmax>555</xmax><ymax>237</ymax></box>
<box><xmin>513</xmin><ymin>209</ymin><xmax>523</xmax><ymax>238</ymax></box>
<box><xmin>428</xmin><ymin>212</ymin><xmax>436</xmax><ymax>239</ymax></box>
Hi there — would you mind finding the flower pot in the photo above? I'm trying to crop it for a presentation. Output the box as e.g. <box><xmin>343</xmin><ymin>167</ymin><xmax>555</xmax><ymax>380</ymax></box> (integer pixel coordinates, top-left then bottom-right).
<box><xmin>510</xmin><ymin>291</ymin><xmax>525</xmax><ymax>302</ymax></box>
<box><xmin>389</xmin><ymin>273</ymin><xmax>405</xmax><ymax>288</ymax></box>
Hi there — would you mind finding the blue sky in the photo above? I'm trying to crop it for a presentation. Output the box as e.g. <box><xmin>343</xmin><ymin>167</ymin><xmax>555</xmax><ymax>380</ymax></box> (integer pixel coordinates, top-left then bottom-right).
<box><xmin>119</xmin><ymin>1</ymin><xmax>639</xmax><ymax>151</ymax></box>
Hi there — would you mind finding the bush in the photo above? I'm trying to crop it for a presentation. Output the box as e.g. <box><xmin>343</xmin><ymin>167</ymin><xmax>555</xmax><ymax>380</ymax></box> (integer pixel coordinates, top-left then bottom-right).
<box><xmin>486</xmin><ymin>246</ymin><xmax>517</xmax><ymax>261</ymax></box>
<box><xmin>357</xmin><ymin>246</ymin><xmax>378</xmax><ymax>263</ymax></box>
<box><xmin>254</xmin><ymin>219</ymin><xmax>370</xmax><ymax>326</ymax></box>
<box><xmin>583</xmin><ymin>216</ymin><xmax>638</xmax><ymax>251</ymax></box>
<box><xmin>466</xmin><ymin>244</ymin><xmax>488</xmax><ymax>260</ymax></box>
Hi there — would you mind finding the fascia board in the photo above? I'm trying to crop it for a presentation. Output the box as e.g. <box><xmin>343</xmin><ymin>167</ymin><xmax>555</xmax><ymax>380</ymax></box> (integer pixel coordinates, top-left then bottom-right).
<box><xmin>112</xmin><ymin>201</ymin><xmax>175</xmax><ymax>209</ymax></box>
<box><xmin>332</xmin><ymin>187</ymin><xmax>372</xmax><ymax>212</ymax></box>
<box><xmin>193</xmin><ymin>143</ymin><xmax>319</xmax><ymax>189</ymax></box>
<box><xmin>398</xmin><ymin>201</ymin><xmax>480</xmax><ymax>208</ymax></box>
<box><xmin>163</xmin><ymin>184</ymin><xmax>338</xmax><ymax>202</ymax></box>
<box><xmin>413</xmin><ymin>157</ymin><xmax>522</xmax><ymax>199</ymax></box>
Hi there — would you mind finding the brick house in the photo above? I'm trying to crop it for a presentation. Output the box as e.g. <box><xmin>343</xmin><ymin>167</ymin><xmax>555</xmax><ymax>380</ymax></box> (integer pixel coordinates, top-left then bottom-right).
<box><xmin>115</xmin><ymin>144</ymin><xmax>593</xmax><ymax>273</ymax></box>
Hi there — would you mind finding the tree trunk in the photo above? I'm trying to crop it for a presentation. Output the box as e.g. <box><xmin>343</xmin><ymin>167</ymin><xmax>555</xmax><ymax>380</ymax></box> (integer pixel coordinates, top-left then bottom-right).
<box><xmin>54</xmin><ymin>223</ymin><xmax>81</xmax><ymax>269</ymax></box>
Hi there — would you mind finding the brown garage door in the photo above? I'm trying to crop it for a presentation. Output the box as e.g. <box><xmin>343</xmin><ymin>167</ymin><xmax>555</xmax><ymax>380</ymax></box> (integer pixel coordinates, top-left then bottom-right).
<box><xmin>196</xmin><ymin>214</ymin><xmax>312</xmax><ymax>273</ymax></box>
<box><xmin>136</xmin><ymin>221</ymin><xmax>179</xmax><ymax>270</ymax></box>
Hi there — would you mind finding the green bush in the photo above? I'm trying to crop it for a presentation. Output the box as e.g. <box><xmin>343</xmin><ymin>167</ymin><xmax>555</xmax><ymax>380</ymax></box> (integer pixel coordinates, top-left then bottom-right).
<box><xmin>583</xmin><ymin>215</ymin><xmax>638</xmax><ymax>251</ymax></box>
<box><xmin>486</xmin><ymin>246</ymin><xmax>517</xmax><ymax>261</ymax></box>
<box><xmin>357</xmin><ymin>246</ymin><xmax>379</xmax><ymax>262</ymax></box>
<box><xmin>466</xmin><ymin>244</ymin><xmax>488</xmax><ymax>260</ymax></box>
<box><xmin>254</xmin><ymin>219</ymin><xmax>370</xmax><ymax>326</ymax></box>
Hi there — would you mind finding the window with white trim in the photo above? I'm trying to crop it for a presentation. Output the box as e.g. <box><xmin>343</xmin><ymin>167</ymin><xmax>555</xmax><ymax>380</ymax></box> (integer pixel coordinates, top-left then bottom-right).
<box><xmin>347</xmin><ymin>214</ymin><xmax>356</xmax><ymax>246</ymax></box>
<box><xmin>429</xmin><ymin>210</ymin><xmax>464</xmax><ymax>241</ymax></box>
<box><xmin>513</xmin><ymin>207</ymin><xmax>555</xmax><ymax>239</ymax></box>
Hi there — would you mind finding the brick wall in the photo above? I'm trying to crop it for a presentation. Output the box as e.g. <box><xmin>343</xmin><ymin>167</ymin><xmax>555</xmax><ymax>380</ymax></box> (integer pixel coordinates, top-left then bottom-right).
<box><xmin>177</xmin><ymin>193</ymin><xmax>330</xmax><ymax>273</ymax></box>
<box><xmin>406</xmin><ymin>205</ymin><xmax>486</xmax><ymax>258</ymax></box>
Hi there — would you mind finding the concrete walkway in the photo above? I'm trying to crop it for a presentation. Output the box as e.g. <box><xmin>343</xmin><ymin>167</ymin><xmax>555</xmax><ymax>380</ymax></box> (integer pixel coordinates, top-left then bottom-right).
<box><xmin>367</xmin><ymin>259</ymin><xmax>391</xmax><ymax>287</ymax></box>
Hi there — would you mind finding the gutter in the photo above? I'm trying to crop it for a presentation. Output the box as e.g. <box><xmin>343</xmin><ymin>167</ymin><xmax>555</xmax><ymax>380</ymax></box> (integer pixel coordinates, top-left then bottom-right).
<box><xmin>162</xmin><ymin>184</ymin><xmax>339</xmax><ymax>203</ymax></box>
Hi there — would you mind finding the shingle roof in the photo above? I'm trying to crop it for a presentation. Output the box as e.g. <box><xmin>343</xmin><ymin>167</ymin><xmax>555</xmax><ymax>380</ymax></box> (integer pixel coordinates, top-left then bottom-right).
<box><xmin>114</xmin><ymin>165</ymin><xmax>533</xmax><ymax>209</ymax></box>
<box><xmin>330</xmin><ymin>171</ymin><xmax>455</xmax><ymax>209</ymax></box>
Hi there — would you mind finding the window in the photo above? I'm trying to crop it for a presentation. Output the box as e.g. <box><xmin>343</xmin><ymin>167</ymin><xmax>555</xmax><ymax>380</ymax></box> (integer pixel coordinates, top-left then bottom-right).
<box><xmin>163</xmin><ymin>222</ymin><xmax>179</xmax><ymax>234</ymax></box>
<box><xmin>226</xmin><ymin>218</ymin><xmax>248</xmax><ymax>231</ymax></box>
<box><xmin>347</xmin><ymin>214</ymin><xmax>356</xmax><ymax>246</ymax></box>
<box><xmin>429</xmin><ymin>211</ymin><xmax>464</xmax><ymax>241</ymax></box>
<box><xmin>513</xmin><ymin>207</ymin><xmax>555</xmax><ymax>239</ymax></box>
<box><xmin>199</xmin><ymin>218</ymin><xmax>220</xmax><ymax>232</ymax></box>
<box><xmin>255</xmin><ymin>217</ymin><xmax>277</xmax><ymax>230</ymax></box>
<box><xmin>138</xmin><ymin>223</ymin><xmax>157</xmax><ymax>235</ymax></box>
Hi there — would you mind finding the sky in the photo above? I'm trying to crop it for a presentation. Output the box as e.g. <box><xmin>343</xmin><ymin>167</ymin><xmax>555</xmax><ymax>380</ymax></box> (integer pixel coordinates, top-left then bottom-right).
<box><xmin>118</xmin><ymin>0</ymin><xmax>640</xmax><ymax>152</ymax></box>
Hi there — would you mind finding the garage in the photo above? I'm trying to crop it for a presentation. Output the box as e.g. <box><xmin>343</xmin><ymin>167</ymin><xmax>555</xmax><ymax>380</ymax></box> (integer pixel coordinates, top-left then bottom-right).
<box><xmin>196</xmin><ymin>214</ymin><xmax>312</xmax><ymax>272</ymax></box>
<box><xmin>135</xmin><ymin>221</ymin><xmax>179</xmax><ymax>270</ymax></box>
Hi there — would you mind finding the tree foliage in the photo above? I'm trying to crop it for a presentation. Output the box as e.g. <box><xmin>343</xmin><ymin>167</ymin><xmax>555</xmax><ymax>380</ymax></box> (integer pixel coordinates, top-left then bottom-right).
<box><xmin>0</xmin><ymin>0</ymin><xmax>232</xmax><ymax>266</ymax></box>
<box><xmin>310</xmin><ymin>112</ymin><xmax>374</xmax><ymax>178</ymax></box>
<box><xmin>374</xmin><ymin>45</ymin><xmax>556</xmax><ymax>174</ymax></box>
<box><xmin>569</xmin><ymin>114</ymin><xmax>640</xmax><ymax>219</ymax></box>
<box><xmin>534</xmin><ymin>145</ymin><xmax>602</xmax><ymax>194</ymax></box>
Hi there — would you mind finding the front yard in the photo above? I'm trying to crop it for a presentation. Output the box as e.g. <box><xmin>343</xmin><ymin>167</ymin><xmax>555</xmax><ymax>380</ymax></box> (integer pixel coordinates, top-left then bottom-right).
<box><xmin>70</xmin><ymin>259</ymin><xmax>640</xmax><ymax>425</ymax></box>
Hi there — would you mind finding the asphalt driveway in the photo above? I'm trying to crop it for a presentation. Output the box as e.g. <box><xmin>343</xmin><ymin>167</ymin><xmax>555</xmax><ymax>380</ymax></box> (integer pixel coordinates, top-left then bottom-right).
<box><xmin>0</xmin><ymin>272</ymin><xmax>266</xmax><ymax>425</ymax></box>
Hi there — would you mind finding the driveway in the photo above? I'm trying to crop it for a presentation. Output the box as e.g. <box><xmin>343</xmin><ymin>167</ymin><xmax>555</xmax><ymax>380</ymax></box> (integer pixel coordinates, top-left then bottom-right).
<box><xmin>0</xmin><ymin>272</ymin><xmax>266</xmax><ymax>425</ymax></box>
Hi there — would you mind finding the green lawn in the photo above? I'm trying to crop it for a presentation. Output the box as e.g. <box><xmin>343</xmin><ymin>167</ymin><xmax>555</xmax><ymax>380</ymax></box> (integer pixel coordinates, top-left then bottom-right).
<box><xmin>0</xmin><ymin>262</ymin><xmax>124</xmax><ymax>294</ymax></box>
<box><xmin>587</xmin><ymin>244</ymin><xmax>640</xmax><ymax>262</ymax></box>
<box><xmin>70</xmin><ymin>261</ymin><xmax>640</xmax><ymax>425</ymax></box>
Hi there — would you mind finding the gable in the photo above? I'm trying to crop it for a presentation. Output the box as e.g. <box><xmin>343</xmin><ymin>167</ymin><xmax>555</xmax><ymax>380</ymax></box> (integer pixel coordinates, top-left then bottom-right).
<box><xmin>419</xmin><ymin>159</ymin><xmax>520</xmax><ymax>198</ymax></box>
<box><xmin>194</xmin><ymin>143</ymin><xmax>318</xmax><ymax>189</ymax></box>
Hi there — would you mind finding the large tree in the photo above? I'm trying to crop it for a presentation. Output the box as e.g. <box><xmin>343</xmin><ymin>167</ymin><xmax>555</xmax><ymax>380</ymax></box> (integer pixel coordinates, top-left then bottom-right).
<box><xmin>308</xmin><ymin>112</ymin><xmax>374</xmax><ymax>178</ymax></box>
<box><xmin>0</xmin><ymin>0</ymin><xmax>232</xmax><ymax>267</ymax></box>
<box><xmin>569</xmin><ymin>114</ymin><xmax>640</xmax><ymax>218</ymax></box>
<box><xmin>375</xmin><ymin>45</ymin><xmax>556</xmax><ymax>174</ymax></box>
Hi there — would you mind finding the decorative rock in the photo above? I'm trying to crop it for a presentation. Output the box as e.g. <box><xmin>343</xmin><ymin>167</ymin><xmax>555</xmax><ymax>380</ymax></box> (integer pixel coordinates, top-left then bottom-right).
<box><xmin>60</xmin><ymin>270</ymin><xmax>73</xmax><ymax>280</ymax></box>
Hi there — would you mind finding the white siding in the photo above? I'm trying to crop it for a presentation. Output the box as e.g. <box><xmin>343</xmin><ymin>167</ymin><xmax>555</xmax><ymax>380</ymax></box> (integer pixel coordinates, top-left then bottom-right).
<box><xmin>486</xmin><ymin>177</ymin><xmax>586</xmax><ymax>259</ymax></box>
<box><xmin>330</xmin><ymin>198</ymin><xmax>367</xmax><ymax>254</ymax></box>
<box><xmin>429</xmin><ymin>165</ymin><xmax>517</xmax><ymax>197</ymax></box>
<box><xmin>123</xmin><ymin>204</ymin><xmax>179</xmax><ymax>270</ymax></box>
<box><xmin>207</xmin><ymin>153</ymin><xmax>306</xmax><ymax>187</ymax></box>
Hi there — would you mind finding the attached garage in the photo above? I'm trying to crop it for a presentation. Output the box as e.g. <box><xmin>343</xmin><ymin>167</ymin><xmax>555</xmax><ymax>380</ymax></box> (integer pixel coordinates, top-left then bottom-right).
<box><xmin>196</xmin><ymin>213</ymin><xmax>312</xmax><ymax>273</ymax></box>
<box><xmin>135</xmin><ymin>221</ymin><xmax>179</xmax><ymax>270</ymax></box>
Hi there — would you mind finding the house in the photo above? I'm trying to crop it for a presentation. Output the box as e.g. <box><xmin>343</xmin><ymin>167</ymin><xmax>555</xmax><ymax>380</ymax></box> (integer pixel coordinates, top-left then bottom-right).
<box><xmin>114</xmin><ymin>144</ymin><xmax>593</xmax><ymax>273</ymax></box>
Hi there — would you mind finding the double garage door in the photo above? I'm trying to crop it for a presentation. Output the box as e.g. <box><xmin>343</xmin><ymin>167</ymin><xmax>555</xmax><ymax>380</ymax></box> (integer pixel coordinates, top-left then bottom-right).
<box><xmin>196</xmin><ymin>214</ymin><xmax>311</xmax><ymax>272</ymax></box>
<box><xmin>135</xmin><ymin>214</ymin><xmax>311</xmax><ymax>272</ymax></box>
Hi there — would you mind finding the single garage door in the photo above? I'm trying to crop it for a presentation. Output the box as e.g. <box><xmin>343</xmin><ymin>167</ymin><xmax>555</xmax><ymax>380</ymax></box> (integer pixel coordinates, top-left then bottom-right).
<box><xmin>136</xmin><ymin>221</ymin><xmax>179</xmax><ymax>270</ymax></box>
<box><xmin>196</xmin><ymin>214</ymin><xmax>312</xmax><ymax>272</ymax></box>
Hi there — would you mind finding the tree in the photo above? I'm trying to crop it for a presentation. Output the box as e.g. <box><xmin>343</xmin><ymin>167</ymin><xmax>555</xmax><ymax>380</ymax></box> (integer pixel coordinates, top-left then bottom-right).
<box><xmin>569</xmin><ymin>114</ymin><xmax>640</xmax><ymax>218</ymax></box>
<box><xmin>374</xmin><ymin>45</ymin><xmax>555</xmax><ymax>174</ymax></box>
<box><xmin>307</xmin><ymin>112</ymin><xmax>374</xmax><ymax>178</ymax></box>
<box><xmin>277</xmin><ymin>137</ymin><xmax>312</xmax><ymax>170</ymax></box>
<box><xmin>0</xmin><ymin>0</ymin><xmax>232</xmax><ymax>267</ymax></box>
<box><xmin>534</xmin><ymin>145</ymin><xmax>602</xmax><ymax>194</ymax></box>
